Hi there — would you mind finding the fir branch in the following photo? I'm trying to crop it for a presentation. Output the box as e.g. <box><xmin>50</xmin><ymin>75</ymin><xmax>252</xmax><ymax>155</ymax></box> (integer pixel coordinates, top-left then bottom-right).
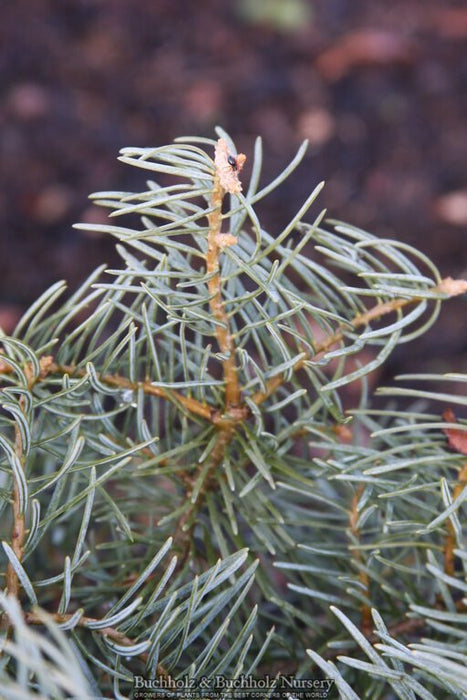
<box><xmin>172</xmin><ymin>140</ymin><xmax>249</xmax><ymax>560</ymax></box>
<box><xmin>172</xmin><ymin>408</ymin><xmax>248</xmax><ymax>566</ymax></box>
<box><xmin>0</xmin><ymin>358</ymin><xmax>217</xmax><ymax>424</ymax></box>
<box><xmin>23</xmin><ymin>610</ymin><xmax>169</xmax><ymax>677</ymax></box>
<box><xmin>2</xmin><ymin>130</ymin><xmax>466</xmax><ymax>696</ymax></box>
<box><xmin>251</xmin><ymin>277</ymin><xmax>467</xmax><ymax>407</ymax></box>
<box><xmin>207</xmin><ymin>139</ymin><xmax>244</xmax><ymax>411</ymax></box>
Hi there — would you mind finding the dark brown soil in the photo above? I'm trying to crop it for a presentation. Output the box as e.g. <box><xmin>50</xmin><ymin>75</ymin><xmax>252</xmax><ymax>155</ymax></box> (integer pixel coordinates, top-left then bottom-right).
<box><xmin>1</xmin><ymin>0</ymin><xmax>466</xmax><ymax>379</ymax></box>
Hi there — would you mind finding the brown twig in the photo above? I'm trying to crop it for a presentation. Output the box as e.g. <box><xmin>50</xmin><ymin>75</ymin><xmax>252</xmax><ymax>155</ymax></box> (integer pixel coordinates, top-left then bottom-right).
<box><xmin>206</xmin><ymin>166</ymin><xmax>241</xmax><ymax>410</ymax></box>
<box><xmin>348</xmin><ymin>484</ymin><xmax>373</xmax><ymax>636</ymax></box>
<box><xmin>172</xmin><ymin>140</ymin><xmax>247</xmax><ymax>559</ymax></box>
<box><xmin>251</xmin><ymin>279</ymin><xmax>467</xmax><ymax>408</ymax></box>
<box><xmin>5</xmin><ymin>398</ymin><xmax>27</xmax><ymax>600</ymax></box>
<box><xmin>444</xmin><ymin>462</ymin><xmax>467</xmax><ymax>578</ymax></box>
<box><xmin>172</xmin><ymin>424</ymin><xmax>237</xmax><ymax>566</ymax></box>
<box><xmin>0</xmin><ymin>359</ymin><xmax>218</xmax><ymax>425</ymax></box>
<box><xmin>79</xmin><ymin>364</ymin><xmax>217</xmax><ymax>422</ymax></box>
<box><xmin>24</xmin><ymin>610</ymin><xmax>169</xmax><ymax>677</ymax></box>
<box><xmin>441</xmin><ymin>408</ymin><xmax>467</xmax><ymax>580</ymax></box>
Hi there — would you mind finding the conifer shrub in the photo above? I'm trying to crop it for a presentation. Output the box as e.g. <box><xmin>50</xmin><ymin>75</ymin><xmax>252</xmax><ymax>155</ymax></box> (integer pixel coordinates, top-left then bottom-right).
<box><xmin>1</xmin><ymin>128</ymin><xmax>466</xmax><ymax>699</ymax></box>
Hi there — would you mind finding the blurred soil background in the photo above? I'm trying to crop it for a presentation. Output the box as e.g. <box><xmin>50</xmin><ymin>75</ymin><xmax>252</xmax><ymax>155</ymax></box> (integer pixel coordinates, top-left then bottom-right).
<box><xmin>1</xmin><ymin>0</ymin><xmax>466</xmax><ymax>385</ymax></box>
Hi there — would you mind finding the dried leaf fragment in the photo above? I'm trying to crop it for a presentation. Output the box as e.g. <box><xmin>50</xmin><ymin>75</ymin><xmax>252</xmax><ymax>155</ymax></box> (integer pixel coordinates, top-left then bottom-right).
<box><xmin>331</xmin><ymin>423</ymin><xmax>353</xmax><ymax>443</ymax></box>
<box><xmin>214</xmin><ymin>138</ymin><xmax>246</xmax><ymax>195</ymax></box>
<box><xmin>39</xmin><ymin>355</ymin><xmax>55</xmax><ymax>378</ymax></box>
<box><xmin>0</xmin><ymin>355</ymin><xmax>14</xmax><ymax>375</ymax></box>
<box><xmin>215</xmin><ymin>233</ymin><xmax>238</xmax><ymax>248</ymax></box>
<box><xmin>436</xmin><ymin>277</ymin><xmax>467</xmax><ymax>297</ymax></box>
<box><xmin>443</xmin><ymin>408</ymin><xmax>467</xmax><ymax>455</ymax></box>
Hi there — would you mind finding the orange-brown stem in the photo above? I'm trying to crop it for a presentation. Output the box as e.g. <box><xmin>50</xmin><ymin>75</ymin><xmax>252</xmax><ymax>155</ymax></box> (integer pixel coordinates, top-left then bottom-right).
<box><xmin>173</xmin><ymin>422</ymin><xmax>237</xmax><ymax>565</ymax></box>
<box><xmin>6</xmin><ymin>399</ymin><xmax>27</xmax><ymax>599</ymax></box>
<box><xmin>24</xmin><ymin>610</ymin><xmax>168</xmax><ymax>676</ymax></box>
<box><xmin>444</xmin><ymin>462</ymin><xmax>467</xmax><ymax>577</ymax></box>
<box><xmin>251</xmin><ymin>280</ymin><xmax>462</xmax><ymax>407</ymax></box>
<box><xmin>349</xmin><ymin>484</ymin><xmax>372</xmax><ymax>635</ymax></box>
<box><xmin>206</xmin><ymin>175</ymin><xmax>241</xmax><ymax>410</ymax></box>
<box><xmin>8</xmin><ymin>360</ymin><xmax>216</xmax><ymax>424</ymax></box>
<box><xmin>174</xmin><ymin>173</ymin><xmax>244</xmax><ymax>555</ymax></box>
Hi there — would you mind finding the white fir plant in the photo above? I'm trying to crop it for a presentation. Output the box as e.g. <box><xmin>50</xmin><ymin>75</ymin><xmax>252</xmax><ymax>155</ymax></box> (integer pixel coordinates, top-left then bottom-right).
<box><xmin>1</xmin><ymin>128</ymin><xmax>466</xmax><ymax>699</ymax></box>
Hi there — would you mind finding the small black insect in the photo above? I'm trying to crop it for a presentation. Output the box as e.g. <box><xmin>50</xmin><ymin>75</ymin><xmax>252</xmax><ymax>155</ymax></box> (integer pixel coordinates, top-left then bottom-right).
<box><xmin>227</xmin><ymin>154</ymin><xmax>238</xmax><ymax>170</ymax></box>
